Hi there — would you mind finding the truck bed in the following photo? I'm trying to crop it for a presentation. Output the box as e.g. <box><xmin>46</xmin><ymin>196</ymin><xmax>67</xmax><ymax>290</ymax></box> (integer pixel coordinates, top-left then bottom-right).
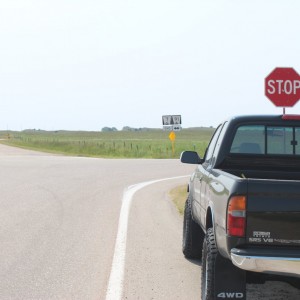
<box><xmin>221</xmin><ymin>169</ymin><xmax>300</xmax><ymax>247</ymax></box>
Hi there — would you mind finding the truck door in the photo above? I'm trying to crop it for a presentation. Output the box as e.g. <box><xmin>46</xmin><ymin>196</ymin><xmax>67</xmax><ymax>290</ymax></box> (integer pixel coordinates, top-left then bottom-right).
<box><xmin>195</xmin><ymin>124</ymin><xmax>223</xmax><ymax>225</ymax></box>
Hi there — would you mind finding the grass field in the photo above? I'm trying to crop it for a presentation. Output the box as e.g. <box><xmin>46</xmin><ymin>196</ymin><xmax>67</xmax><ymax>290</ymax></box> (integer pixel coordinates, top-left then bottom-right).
<box><xmin>0</xmin><ymin>127</ymin><xmax>214</xmax><ymax>159</ymax></box>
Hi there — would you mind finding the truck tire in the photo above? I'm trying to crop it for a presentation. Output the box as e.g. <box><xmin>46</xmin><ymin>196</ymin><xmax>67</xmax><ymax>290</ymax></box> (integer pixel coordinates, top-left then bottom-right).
<box><xmin>201</xmin><ymin>228</ymin><xmax>217</xmax><ymax>300</ymax></box>
<box><xmin>182</xmin><ymin>194</ymin><xmax>204</xmax><ymax>259</ymax></box>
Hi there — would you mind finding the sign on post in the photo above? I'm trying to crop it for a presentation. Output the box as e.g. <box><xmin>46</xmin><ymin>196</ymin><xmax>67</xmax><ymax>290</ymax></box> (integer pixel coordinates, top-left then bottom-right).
<box><xmin>162</xmin><ymin>115</ymin><xmax>182</xmax><ymax>157</ymax></box>
<box><xmin>162</xmin><ymin>115</ymin><xmax>181</xmax><ymax>125</ymax></box>
<box><xmin>162</xmin><ymin>115</ymin><xmax>182</xmax><ymax>131</ymax></box>
<box><xmin>169</xmin><ymin>131</ymin><xmax>176</xmax><ymax>142</ymax></box>
<box><xmin>265</xmin><ymin>68</ymin><xmax>300</xmax><ymax>107</ymax></box>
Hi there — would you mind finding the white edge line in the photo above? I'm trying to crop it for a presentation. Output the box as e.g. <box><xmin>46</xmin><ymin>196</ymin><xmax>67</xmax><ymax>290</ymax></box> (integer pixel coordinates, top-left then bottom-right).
<box><xmin>105</xmin><ymin>175</ymin><xmax>189</xmax><ymax>300</ymax></box>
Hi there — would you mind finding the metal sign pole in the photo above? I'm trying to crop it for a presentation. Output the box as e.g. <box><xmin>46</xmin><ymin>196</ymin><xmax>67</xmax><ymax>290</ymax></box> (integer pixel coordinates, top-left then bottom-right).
<box><xmin>172</xmin><ymin>140</ymin><xmax>175</xmax><ymax>157</ymax></box>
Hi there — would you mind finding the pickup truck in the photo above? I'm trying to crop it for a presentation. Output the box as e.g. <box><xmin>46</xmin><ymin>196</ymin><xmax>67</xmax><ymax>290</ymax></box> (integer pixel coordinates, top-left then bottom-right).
<box><xmin>180</xmin><ymin>115</ymin><xmax>300</xmax><ymax>300</ymax></box>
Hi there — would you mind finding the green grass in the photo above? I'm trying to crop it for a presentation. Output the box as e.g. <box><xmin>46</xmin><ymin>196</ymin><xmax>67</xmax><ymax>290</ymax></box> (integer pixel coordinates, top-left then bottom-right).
<box><xmin>0</xmin><ymin>127</ymin><xmax>214</xmax><ymax>159</ymax></box>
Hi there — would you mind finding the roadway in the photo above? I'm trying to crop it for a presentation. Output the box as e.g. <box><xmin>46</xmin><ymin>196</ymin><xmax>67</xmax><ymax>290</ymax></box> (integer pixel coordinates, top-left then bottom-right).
<box><xmin>0</xmin><ymin>144</ymin><xmax>298</xmax><ymax>299</ymax></box>
<box><xmin>0</xmin><ymin>144</ymin><xmax>200</xmax><ymax>299</ymax></box>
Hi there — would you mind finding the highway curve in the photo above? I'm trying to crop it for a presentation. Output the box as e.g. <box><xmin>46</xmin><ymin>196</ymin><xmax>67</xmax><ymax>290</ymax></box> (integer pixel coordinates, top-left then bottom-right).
<box><xmin>0</xmin><ymin>144</ymin><xmax>198</xmax><ymax>299</ymax></box>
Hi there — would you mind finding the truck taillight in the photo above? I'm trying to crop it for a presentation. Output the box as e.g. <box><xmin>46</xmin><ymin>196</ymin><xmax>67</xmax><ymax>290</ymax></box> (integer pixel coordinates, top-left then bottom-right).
<box><xmin>227</xmin><ymin>196</ymin><xmax>246</xmax><ymax>237</ymax></box>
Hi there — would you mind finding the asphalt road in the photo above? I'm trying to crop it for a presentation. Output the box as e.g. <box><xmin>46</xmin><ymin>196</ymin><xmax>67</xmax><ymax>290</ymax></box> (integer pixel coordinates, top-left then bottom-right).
<box><xmin>0</xmin><ymin>144</ymin><xmax>199</xmax><ymax>299</ymax></box>
<box><xmin>0</xmin><ymin>144</ymin><xmax>299</xmax><ymax>299</ymax></box>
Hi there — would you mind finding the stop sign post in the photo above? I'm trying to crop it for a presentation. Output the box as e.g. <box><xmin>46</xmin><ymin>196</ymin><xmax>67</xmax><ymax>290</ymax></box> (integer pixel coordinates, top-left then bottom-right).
<box><xmin>265</xmin><ymin>68</ymin><xmax>300</xmax><ymax>107</ymax></box>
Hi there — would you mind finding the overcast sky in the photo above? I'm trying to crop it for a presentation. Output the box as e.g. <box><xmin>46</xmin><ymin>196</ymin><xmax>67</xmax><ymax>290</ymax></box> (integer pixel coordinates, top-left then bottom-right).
<box><xmin>1</xmin><ymin>0</ymin><xmax>300</xmax><ymax>131</ymax></box>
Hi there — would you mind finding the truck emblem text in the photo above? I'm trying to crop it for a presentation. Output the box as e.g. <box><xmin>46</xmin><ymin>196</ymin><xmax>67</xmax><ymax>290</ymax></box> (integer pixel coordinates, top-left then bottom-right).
<box><xmin>217</xmin><ymin>292</ymin><xmax>244</xmax><ymax>299</ymax></box>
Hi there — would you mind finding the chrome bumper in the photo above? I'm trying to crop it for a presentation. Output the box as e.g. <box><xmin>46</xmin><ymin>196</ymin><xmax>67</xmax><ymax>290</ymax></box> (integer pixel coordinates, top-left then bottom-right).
<box><xmin>231</xmin><ymin>248</ymin><xmax>300</xmax><ymax>278</ymax></box>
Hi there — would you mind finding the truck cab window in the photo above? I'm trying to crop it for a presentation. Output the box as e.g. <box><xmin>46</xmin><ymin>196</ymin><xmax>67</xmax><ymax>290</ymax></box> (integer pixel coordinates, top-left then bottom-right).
<box><xmin>267</xmin><ymin>127</ymin><xmax>293</xmax><ymax>155</ymax></box>
<box><xmin>230</xmin><ymin>125</ymin><xmax>265</xmax><ymax>154</ymax></box>
<box><xmin>296</xmin><ymin>128</ymin><xmax>300</xmax><ymax>155</ymax></box>
<box><xmin>204</xmin><ymin>125</ymin><xmax>223</xmax><ymax>165</ymax></box>
<box><xmin>230</xmin><ymin>125</ymin><xmax>300</xmax><ymax>155</ymax></box>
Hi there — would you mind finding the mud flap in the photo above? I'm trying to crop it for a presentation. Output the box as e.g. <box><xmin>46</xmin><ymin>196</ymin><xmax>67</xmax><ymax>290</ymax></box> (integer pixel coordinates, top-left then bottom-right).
<box><xmin>214</xmin><ymin>254</ymin><xmax>246</xmax><ymax>299</ymax></box>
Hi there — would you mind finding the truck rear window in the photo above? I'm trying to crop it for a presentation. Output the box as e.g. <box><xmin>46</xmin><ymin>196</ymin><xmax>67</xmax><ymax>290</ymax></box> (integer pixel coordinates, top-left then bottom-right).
<box><xmin>230</xmin><ymin>125</ymin><xmax>300</xmax><ymax>155</ymax></box>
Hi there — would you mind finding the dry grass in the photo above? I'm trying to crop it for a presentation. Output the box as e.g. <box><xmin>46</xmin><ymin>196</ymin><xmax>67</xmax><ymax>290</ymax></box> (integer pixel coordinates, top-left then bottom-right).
<box><xmin>169</xmin><ymin>184</ymin><xmax>188</xmax><ymax>215</ymax></box>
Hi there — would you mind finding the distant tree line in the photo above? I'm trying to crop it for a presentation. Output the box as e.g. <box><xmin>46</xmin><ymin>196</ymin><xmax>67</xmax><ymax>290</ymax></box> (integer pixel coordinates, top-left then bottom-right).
<box><xmin>101</xmin><ymin>127</ymin><xmax>118</xmax><ymax>132</ymax></box>
<box><xmin>101</xmin><ymin>126</ymin><xmax>155</xmax><ymax>132</ymax></box>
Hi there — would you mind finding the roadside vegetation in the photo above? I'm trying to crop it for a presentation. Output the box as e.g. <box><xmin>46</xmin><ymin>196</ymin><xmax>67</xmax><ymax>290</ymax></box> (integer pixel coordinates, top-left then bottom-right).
<box><xmin>169</xmin><ymin>184</ymin><xmax>188</xmax><ymax>215</ymax></box>
<box><xmin>0</xmin><ymin>127</ymin><xmax>214</xmax><ymax>159</ymax></box>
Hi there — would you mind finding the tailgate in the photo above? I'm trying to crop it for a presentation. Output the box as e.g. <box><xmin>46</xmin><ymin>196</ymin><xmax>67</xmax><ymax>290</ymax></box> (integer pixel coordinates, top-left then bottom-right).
<box><xmin>246</xmin><ymin>179</ymin><xmax>300</xmax><ymax>246</ymax></box>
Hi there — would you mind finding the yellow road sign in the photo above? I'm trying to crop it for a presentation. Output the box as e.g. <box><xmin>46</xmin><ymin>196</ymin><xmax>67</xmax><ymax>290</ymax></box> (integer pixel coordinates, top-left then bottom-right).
<box><xmin>169</xmin><ymin>131</ymin><xmax>176</xmax><ymax>142</ymax></box>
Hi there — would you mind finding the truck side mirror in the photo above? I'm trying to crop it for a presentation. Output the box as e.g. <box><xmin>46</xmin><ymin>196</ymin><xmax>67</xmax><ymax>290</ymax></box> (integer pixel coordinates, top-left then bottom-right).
<box><xmin>180</xmin><ymin>151</ymin><xmax>202</xmax><ymax>164</ymax></box>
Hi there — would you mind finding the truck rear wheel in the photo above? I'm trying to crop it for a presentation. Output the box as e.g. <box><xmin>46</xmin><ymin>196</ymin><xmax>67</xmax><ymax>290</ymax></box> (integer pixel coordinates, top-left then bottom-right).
<box><xmin>201</xmin><ymin>228</ymin><xmax>217</xmax><ymax>300</ymax></box>
<box><xmin>201</xmin><ymin>228</ymin><xmax>246</xmax><ymax>300</ymax></box>
<box><xmin>182</xmin><ymin>194</ymin><xmax>204</xmax><ymax>259</ymax></box>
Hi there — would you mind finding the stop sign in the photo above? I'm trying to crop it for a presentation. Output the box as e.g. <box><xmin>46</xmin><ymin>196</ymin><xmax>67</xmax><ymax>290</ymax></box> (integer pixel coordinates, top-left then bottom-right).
<box><xmin>265</xmin><ymin>67</ymin><xmax>300</xmax><ymax>107</ymax></box>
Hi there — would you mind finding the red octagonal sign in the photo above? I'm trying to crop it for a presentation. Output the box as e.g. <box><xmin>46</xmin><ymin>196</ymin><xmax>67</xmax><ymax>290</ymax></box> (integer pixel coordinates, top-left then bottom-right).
<box><xmin>265</xmin><ymin>67</ymin><xmax>300</xmax><ymax>107</ymax></box>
